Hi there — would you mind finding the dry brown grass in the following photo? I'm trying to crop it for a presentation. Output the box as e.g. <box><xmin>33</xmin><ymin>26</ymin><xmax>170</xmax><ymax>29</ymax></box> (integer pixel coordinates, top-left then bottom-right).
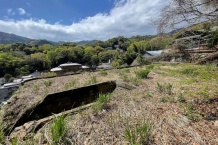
<box><xmin>1</xmin><ymin>63</ymin><xmax>218</xmax><ymax>144</ymax></box>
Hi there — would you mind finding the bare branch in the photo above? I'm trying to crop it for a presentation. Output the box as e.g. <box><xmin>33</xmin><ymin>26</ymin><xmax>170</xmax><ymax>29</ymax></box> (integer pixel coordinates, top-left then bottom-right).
<box><xmin>153</xmin><ymin>0</ymin><xmax>218</xmax><ymax>34</ymax></box>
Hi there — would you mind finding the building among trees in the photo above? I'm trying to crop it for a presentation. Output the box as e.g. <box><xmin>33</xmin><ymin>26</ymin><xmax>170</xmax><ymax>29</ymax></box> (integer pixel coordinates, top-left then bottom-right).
<box><xmin>50</xmin><ymin>63</ymin><xmax>82</xmax><ymax>75</ymax></box>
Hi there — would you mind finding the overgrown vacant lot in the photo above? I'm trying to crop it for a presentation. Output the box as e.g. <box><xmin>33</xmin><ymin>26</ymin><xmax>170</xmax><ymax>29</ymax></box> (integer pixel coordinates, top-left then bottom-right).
<box><xmin>0</xmin><ymin>63</ymin><xmax>218</xmax><ymax>144</ymax></box>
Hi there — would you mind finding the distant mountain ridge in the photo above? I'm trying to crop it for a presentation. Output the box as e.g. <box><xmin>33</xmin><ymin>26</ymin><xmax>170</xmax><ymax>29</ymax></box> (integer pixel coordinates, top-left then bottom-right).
<box><xmin>0</xmin><ymin>31</ymin><xmax>32</xmax><ymax>44</ymax></box>
<box><xmin>0</xmin><ymin>31</ymin><xmax>99</xmax><ymax>45</ymax></box>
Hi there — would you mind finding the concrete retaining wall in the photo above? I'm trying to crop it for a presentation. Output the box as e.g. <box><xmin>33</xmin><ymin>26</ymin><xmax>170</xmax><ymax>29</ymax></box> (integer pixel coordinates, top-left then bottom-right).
<box><xmin>11</xmin><ymin>81</ymin><xmax>116</xmax><ymax>131</ymax></box>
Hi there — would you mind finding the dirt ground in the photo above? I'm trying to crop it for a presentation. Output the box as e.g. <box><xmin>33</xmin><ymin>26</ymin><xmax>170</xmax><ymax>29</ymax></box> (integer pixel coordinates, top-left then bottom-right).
<box><xmin>0</xmin><ymin>63</ymin><xmax>218</xmax><ymax>144</ymax></box>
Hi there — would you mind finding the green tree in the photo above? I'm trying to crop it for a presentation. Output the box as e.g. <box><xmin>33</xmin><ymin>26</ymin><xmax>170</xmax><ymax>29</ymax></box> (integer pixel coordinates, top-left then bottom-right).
<box><xmin>38</xmin><ymin>44</ymin><xmax>54</xmax><ymax>53</ymax></box>
<box><xmin>98</xmin><ymin>50</ymin><xmax>118</xmax><ymax>63</ymax></box>
<box><xmin>84</xmin><ymin>46</ymin><xmax>103</xmax><ymax>65</ymax></box>
<box><xmin>4</xmin><ymin>73</ymin><xmax>12</xmax><ymax>82</ymax></box>
<box><xmin>25</xmin><ymin>53</ymin><xmax>49</xmax><ymax>71</ymax></box>
<box><xmin>0</xmin><ymin>53</ymin><xmax>23</xmax><ymax>77</ymax></box>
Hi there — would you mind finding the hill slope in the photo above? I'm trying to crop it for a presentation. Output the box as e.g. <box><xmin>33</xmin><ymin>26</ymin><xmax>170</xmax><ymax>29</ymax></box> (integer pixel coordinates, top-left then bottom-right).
<box><xmin>0</xmin><ymin>31</ymin><xmax>32</xmax><ymax>44</ymax></box>
<box><xmin>1</xmin><ymin>63</ymin><xmax>218</xmax><ymax>144</ymax></box>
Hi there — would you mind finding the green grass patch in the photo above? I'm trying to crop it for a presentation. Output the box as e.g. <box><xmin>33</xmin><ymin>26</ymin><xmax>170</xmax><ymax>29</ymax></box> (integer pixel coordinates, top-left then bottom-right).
<box><xmin>183</xmin><ymin>78</ymin><xmax>197</xmax><ymax>84</ymax></box>
<box><xmin>146</xmin><ymin>64</ymin><xmax>155</xmax><ymax>70</ymax></box>
<box><xmin>125</xmin><ymin>121</ymin><xmax>152</xmax><ymax>145</ymax></box>
<box><xmin>93</xmin><ymin>94</ymin><xmax>112</xmax><ymax>113</ymax></box>
<box><xmin>135</xmin><ymin>69</ymin><xmax>150</xmax><ymax>79</ymax></box>
<box><xmin>157</xmin><ymin>82</ymin><xmax>173</xmax><ymax>95</ymax></box>
<box><xmin>51</xmin><ymin>114</ymin><xmax>66</xmax><ymax>145</ymax></box>
<box><xmin>99</xmin><ymin>70</ymin><xmax>108</xmax><ymax>76</ymax></box>
<box><xmin>129</xmin><ymin>77</ymin><xmax>142</xmax><ymax>86</ymax></box>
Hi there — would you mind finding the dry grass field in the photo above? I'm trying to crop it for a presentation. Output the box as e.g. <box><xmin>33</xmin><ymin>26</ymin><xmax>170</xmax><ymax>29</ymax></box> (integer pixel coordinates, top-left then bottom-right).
<box><xmin>0</xmin><ymin>63</ymin><xmax>218</xmax><ymax>145</ymax></box>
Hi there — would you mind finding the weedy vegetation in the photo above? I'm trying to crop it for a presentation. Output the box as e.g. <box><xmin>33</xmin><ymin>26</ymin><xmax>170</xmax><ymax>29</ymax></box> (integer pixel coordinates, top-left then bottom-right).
<box><xmin>93</xmin><ymin>94</ymin><xmax>112</xmax><ymax>113</ymax></box>
<box><xmin>43</xmin><ymin>79</ymin><xmax>53</xmax><ymax>87</ymax></box>
<box><xmin>50</xmin><ymin>114</ymin><xmax>66</xmax><ymax>145</ymax></box>
<box><xmin>157</xmin><ymin>82</ymin><xmax>173</xmax><ymax>95</ymax></box>
<box><xmin>135</xmin><ymin>69</ymin><xmax>150</xmax><ymax>79</ymax></box>
<box><xmin>99</xmin><ymin>70</ymin><xmax>108</xmax><ymax>76</ymax></box>
<box><xmin>64</xmin><ymin>79</ymin><xmax>77</xmax><ymax>90</ymax></box>
<box><xmin>0</xmin><ymin>124</ymin><xmax>5</xmax><ymax>144</ymax></box>
<box><xmin>85</xmin><ymin>76</ymin><xmax>97</xmax><ymax>85</ymax></box>
<box><xmin>125</xmin><ymin>121</ymin><xmax>152</xmax><ymax>145</ymax></box>
<box><xmin>186</xmin><ymin>102</ymin><xmax>201</xmax><ymax>122</ymax></box>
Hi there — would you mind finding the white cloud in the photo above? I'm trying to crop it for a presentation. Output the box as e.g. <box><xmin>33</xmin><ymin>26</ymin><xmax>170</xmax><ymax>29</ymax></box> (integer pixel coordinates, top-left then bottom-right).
<box><xmin>26</xmin><ymin>3</ymin><xmax>31</xmax><ymax>7</ymax></box>
<box><xmin>7</xmin><ymin>8</ymin><xmax>15</xmax><ymax>15</ymax></box>
<box><xmin>0</xmin><ymin>0</ymin><xmax>168</xmax><ymax>42</ymax></box>
<box><xmin>17</xmin><ymin>8</ymin><xmax>26</xmax><ymax>15</ymax></box>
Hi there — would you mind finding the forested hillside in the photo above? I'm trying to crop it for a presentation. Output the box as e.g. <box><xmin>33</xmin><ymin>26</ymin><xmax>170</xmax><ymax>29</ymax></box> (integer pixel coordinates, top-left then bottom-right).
<box><xmin>1</xmin><ymin>21</ymin><xmax>217</xmax><ymax>79</ymax></box>
<box><xmin>0</xmin><ymin>35</ymin><xmax>172</xmax><ymax>78</ymax></box>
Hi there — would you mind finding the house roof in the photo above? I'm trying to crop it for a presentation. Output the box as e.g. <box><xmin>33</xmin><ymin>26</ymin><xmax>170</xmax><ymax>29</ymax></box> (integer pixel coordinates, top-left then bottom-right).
<box><xmin>3</xmin><ymin>82</ymin><xmax>21</xmax><ymax>88</ymax></box>
<box><xmin>59</xmin><ymin>63</ymin><xmax>82</xmax><ymax>67</ymax></box>
<box><xmin>50</xmin><ymin>67</ymin><xmax>62</xmax><ymax>72</ymax></box>
<box><xmin>82</xmin><ymin>66</ymin><xmax>90</xmax><ymax>69</ymax></box>
<box><xmin>21</xmin><ymin>75</ymin><xmax>32</xmax><ymax>79</ymax></box>
<box><xmin>143</xmin><ymin>50</ymin><xmax>163</xmax><ymax>57</ymax></box>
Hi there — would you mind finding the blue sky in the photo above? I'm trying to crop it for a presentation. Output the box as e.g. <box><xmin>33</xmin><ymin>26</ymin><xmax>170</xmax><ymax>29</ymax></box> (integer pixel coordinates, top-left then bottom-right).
<box><xmin>0</xmin><ymin>0</ymin><xmax>168</xmax><ymax>42</ymax></box>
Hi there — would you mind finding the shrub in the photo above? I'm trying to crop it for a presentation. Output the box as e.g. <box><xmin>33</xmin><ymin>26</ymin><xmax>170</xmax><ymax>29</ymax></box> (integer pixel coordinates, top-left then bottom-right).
<box><xmin>4</xmin><ymin>73</ymin><xmax>12</xmax><ymax>82</ymax></box>
<box><xmin>135</xmin><ymin>69</ymin><xmax>150</xmax><ymax>79</ymax></box>
<box><xmin>112</xmin><ymin>60</ymin><xmax>120</xmax><ymax>68</ymax></box>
